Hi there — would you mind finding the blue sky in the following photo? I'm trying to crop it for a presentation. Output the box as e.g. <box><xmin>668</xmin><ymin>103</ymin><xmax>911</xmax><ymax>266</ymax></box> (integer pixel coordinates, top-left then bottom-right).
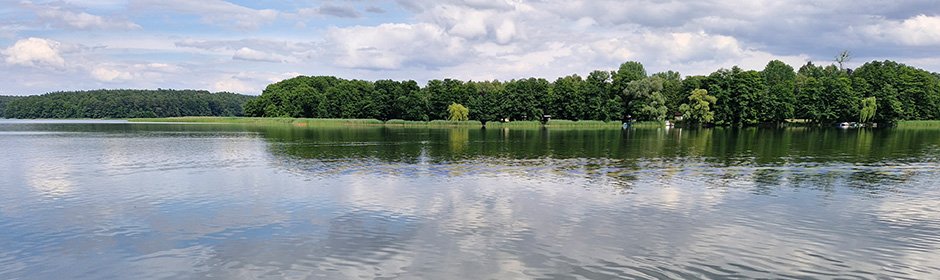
<box><xmin>2</xmin><ymin>0</ymin><xmax>939</xmax><ymax>95</ymax></box>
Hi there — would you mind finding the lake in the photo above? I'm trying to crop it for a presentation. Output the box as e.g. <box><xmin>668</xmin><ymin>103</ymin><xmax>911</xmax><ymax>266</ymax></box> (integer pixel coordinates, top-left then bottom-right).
<box><xmin>1</xmin><ymin>120</ymin><xmax>939</xmax><ymax>279</ymax></box>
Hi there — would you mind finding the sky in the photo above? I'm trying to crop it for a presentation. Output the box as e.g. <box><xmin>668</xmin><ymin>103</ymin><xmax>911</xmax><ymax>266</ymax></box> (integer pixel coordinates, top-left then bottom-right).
<box><xmin>1</xmin><ymin>0</ymin><xmax>939</xmax><ymax>95</ymax></box>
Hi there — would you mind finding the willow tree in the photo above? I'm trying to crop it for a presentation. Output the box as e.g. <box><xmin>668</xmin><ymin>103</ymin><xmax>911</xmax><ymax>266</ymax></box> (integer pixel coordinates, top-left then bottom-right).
<box><xmin>448</xmin><ymin>103</ymin><xmax>469</xmax><ymax>121</ymax></box>
<box><xmin>860</xmin><ymin>97</ymin><xmax>877</xmax><ymax>123</ymax></box>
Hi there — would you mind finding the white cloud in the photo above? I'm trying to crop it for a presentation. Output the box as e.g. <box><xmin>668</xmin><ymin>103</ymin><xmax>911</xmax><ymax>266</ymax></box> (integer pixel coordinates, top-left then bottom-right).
<box><xmin>91</xmin><ymin>66</ymin><xmax>133</xmax><ymax>82</ymax></box>
<box><xmin>326</xmin><ymin>23</ymin><xmax>469</xmax><ymax>70</ymax></box>
<box><xmin>213</xmin><ymin>76</ymin><xmax>257</xmax><ymax>93</ymax></box>
<box><xmin>862</xmin><ymin>15</ymin><xmax>940</xmax><ymax>46</ymax></box>
<box><xmin>2</xmin><ymin>37</ymin><xmax>66</xmax><ymax>68</ymax></box>
<box><xmin>3</xmin><ymin>0</ymin><xmax>940</xmax><ymax>95</ymax></box>
<box><xmin>232</xmin><ymin>47</ymin><xmax>287</xmax><ymax>63</ymax></box>
<box><xmin>89</xmin><ymin>63</ymin><xmax>182</xmax><ymax>82</ymax></box>
<box><xmin>175</xmin><ymin>39</ymin><xmax>316</xmax><ymax>62</ymax></box>
<box><xmin>268</xmin><ymin>72</ymin><xmax>304</xmax><ymax>83</ymax></box>
<box><xmin>35</xmin><ymin>8</ymin><xmax>140</xmax><ymax>30</ymax></box>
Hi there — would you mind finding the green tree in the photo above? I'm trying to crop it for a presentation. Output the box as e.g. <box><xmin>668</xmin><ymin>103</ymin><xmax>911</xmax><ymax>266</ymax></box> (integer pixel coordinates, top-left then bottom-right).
<box><xmin>550</xmin><ymin>75</ymin><xmax>585</xmax><ymax>120</ymax></box>
<box><xmin>5</xmin><ymin>90</ymin><xmax>252</xmax><ymax>119</ymax></box>
<box><xmin>623</xmin><ymin>77</ymin><xmax>668</xmax><ymax>121</ymax></box>
<box><xmin>796</xmin><ymin>63</ymin><xmax>860</xmax><ymax>123</ymax></box>
<box><xmin>704</xmin><ymin>67</ymin><xmax>766</xmax><ymax>125</ymax></box>
<box><xmin>447</xmin><ymin>103</ymin><xmax>469</xmax><ymax>121</ymax></box>
<box><xmin>678</xmin><ymin>89</ymin><xmax>717</xmax><ymax>124</ymax></box>
<box><xmin>503</xmin><ymin>78</ymin><xmax>550</xmax><ymax>120</ymax></box>
<box><xmin>584</xmin><ymin>70</ymin><xmax>617</xmax><ymax>121</ymax></box>
<box><xmin>652</xmin><ymin>71</ymin><xmax>683</xmax><ymax>117</ymax></box>
<box><xmin>860</xmin><ymin>97</ymin><xmax>877</xmax><ymax>123</ymax></box>
<box><xmin>467</xmin><ymin>80</ymin><xmax>503</xmax><ymax>125</ymax></box>
<box><xmin>761</xmin><ymin>60</ymin><xmax>796</xmax><ymax>122</ymax></box>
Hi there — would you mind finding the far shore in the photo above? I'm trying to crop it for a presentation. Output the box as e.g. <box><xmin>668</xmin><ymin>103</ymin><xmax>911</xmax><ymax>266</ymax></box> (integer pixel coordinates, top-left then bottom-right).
<box><xmin>128</xmin><ymin>116</ymin><xmax>648</xmax><ymax>129</ymax></box>
<box><xmin>125</xmin><ymin>117</ymin><xmax>940</xmax><ymax>129</ymax></box>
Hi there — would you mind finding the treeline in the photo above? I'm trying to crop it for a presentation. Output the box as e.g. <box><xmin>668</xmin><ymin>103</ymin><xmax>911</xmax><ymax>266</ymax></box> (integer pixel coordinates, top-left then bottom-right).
<box><xmin>2</xmin><ymin>90</ymin><xmax>254</xmax><ymax>119</ymax></box>
<box><xmin>246</xmin><ymin>60</ymin><xmax>940</xmax><ymax>125</ymax></box>
<box><xmin>0</xmin><ymin>95</ymin><xmax>20</xmax><ymax>117</ymax></box>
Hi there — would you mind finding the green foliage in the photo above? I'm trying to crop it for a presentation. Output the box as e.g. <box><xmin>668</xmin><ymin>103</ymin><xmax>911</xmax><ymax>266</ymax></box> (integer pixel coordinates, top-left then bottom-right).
<box><xmin>761</xmin><ymin>60</ymin><xmax>797</xmax><ymax>122</ymax></box>
<box><xmin>612</xmin><ymin>61</ymin><xmax>647</xmax><ymax>100</ymax></box>
<box><xmin>652</xmin><ymin>71</ymin><xmax>684</xmax><ymax>116</ymax></box>
<box><xmin>485</xmin><ymin>121</ymin><xmax>543</xmax><ymax>128</ymax></box>
<box><xmin>467</xmin><ymin>80</ymin><xmax>503</xmax><ymax>124</ymax></box>
<box><xmin>0</xmin><ymin>95</ymin><xmax>22</xmax><ymax>117</ymax></box>
<box><xmin>544</xmin><ymin>119</ymin><xmax>622</xmax><ymax>128</ymax></box>
<box><xmin>795</xmin><ymin>63</ymin><xmax>860</xmax><ymax>123</ymax></box>
<box><xmin>14</xmin><ymin>59</ymin><xmax>940</xmax><ymax>126</ymax></box>
<box><xmin>678</xmin><ymin>89</ymin><xmax>717</xmax><ymax>124</ymax></box>
<box><xmin>703</xmin><ymin>67</ymin><xmax>768</xmax><ymax>125</ymax></box>
<box><xmin>896</xmin><ymin>120</ymin><xmax>940</xmax><ymax>128</ymax></box>
<box><xmin>623</xmin><ymin>77</ymin><xmax>668</xmax><ymax>121</ymax></box>
<box><xmin>550</xmin><ymin>75</ymin><xmax>586</xmax><ymax>120</ymax></box>
<box><xmin>584</xmin><ymin>70</ymin><xmax>620</xmax><ymax>121</ymax></box>
<box><xmin>3</xmin><ymin>90</ymin><xmax>252</xmax><ymax>119</ymax></box>
<box><xmin>503</xmin><ymin>78</ymin><xmax>551</xmax><ymax>121</ymax></box>
<box><xmin>860</xmin><ymin>97</ymin><xmax>877</xmax><ymax>123</ymax></box>
<box><xmin>447</xmin><ymin>103</ymin><xmax>469</xmax><ymax>121</ymax></box>
<box><xmin>852</xmin><ymin>60</ymin><xmax>940</xmax><ymax>123</ymax></box>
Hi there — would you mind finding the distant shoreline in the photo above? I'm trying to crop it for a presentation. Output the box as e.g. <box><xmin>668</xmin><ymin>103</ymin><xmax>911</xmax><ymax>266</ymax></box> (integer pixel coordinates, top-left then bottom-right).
<box><xmin>125</xmin><ymin>117</ymin><xmax>940</xmax><ymax>129</ymax></box>
<box><xmin>128</xmin><ymin>116</ymin><xmax>637</xmax><ymax>129</ymax></box>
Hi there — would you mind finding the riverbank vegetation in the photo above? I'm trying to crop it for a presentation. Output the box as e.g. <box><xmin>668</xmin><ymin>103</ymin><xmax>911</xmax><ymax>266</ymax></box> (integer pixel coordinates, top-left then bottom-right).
<box><xmin>896</xmin><ymin>120</ymin><xmax>940</xmax><ymax>128</ymax></box>
<box><xmin>1</xmin><ymin>90</ymin><xmax>253</xmax><ymax>119</ymax></box>
<box><xmin>245</xmin><ymin>60</ymin><xmax>940</xmax><ymax>126</ymax></box>
<box><xmin>130</xmin><ymin>116</ymin><xmax>626</xmax><ymax>129</ymax></box>
<box><xmin>4</xmin><ymin>60</ymin><xmax>938</xmax><ymax>127</ymax></box>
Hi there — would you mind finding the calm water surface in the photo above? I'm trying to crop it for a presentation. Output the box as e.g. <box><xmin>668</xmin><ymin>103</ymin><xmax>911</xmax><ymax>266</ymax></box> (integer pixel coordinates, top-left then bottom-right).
<box><xmin>1</xmin><ymin>120</ymin><xmax>939</xmax><ymax>279</ymax></box>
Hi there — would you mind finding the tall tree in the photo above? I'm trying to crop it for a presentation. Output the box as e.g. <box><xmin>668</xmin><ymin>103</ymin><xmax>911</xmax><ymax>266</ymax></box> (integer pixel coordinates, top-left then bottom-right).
<box><xmin>652</xmin><ymin>71</ymin><xmax>683</xmax><ymax>116</ymax></box>
<box><xmin>550</xmin><ymin>75</ymin><xmax>586</xmax><ymax>120</ymax></box>
<box><xmin>761</xmin><ymin>60</ymin><xmax>797</xmax><ymax>122</ymax></box>
<box><xmin>623</xmin><ymin>77</ymin><xmax>668</xmax><ymax>121</ymax></box>
<box><xmin>678</xmin><ymin>89</ymin><xmax>718</xmax><ymax>125</ymax></box>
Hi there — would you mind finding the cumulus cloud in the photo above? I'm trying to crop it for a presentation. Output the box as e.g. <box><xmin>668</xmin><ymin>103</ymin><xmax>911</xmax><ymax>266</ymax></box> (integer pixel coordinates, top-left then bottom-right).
<box><xmin>326</xmin><ymin>23</ymin><xmax>469</xmax><ymax>70</ymax></box>
<box><xmin>212</xmin><ymin>71</ymin><xmax>296</xmax><ymax>93</ymax></box>
<box><xmin>89</xmin><ymin>63</ymin><xmax>183</xmax><ymax>82</ymax></box>
<box><xmin>175</xmin><ymin>39</ymin><xmax>315</xmax><ymax>62</ymax></box>
<box><xmin>2</xmin><ymin>37</ymin><xmax>66</xmax><ymax>68</ymax></box>
<box><xmin>91</xmin><ymin>66</ymin><xmax>134</xmax><ymax>82</ymax></box>
<box><xmin>316</xmin><ymin>0</ymin><xmax>814</xmax><ymax>78</ymax></box>
<box><xmin>213</xmin><ymin>77</ymin><xmax>256</xmax><ymax>93</ymax></box>
<box><xmin>4</xmin><ymin>0</ymin><xmax>940</xmax><ymax>94</ymax></box>
<box><xmin>233</xmin><ymin>47</ymin><xmax>287</xmax><ymax>63</ymax></box>
<box><xmin>861</xmin><ymin>15</ymin><xmax>940</xmax><ymax>46</ymax></box>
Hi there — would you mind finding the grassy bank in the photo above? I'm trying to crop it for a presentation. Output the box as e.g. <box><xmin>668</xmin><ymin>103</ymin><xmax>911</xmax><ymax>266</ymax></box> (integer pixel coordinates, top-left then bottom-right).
<box><xmin>131</xmin><ymin>117</ymin><xmax>384</xmax><ymax>127</ymax></box>
<box><xmin>130</xmin><ymin>117</ymin><xmax>634</xmax><ymax>129</ymax></box>
<box><xmin>896</xmin><ymin>120</ymin><xmax>940</xmax><ymax>128</ymax></box>
<box><xmin>384</xmin><ymin>119</ymin><xmax>484</xmax><ymax>127</ymax></box>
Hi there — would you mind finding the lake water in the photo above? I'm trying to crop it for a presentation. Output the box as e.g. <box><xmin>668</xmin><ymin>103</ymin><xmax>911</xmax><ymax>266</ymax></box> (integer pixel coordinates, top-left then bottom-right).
<box><xmin>1</xmin><ymin>120</ymin><xmax>939</xmax><ymax>279</ymax></box>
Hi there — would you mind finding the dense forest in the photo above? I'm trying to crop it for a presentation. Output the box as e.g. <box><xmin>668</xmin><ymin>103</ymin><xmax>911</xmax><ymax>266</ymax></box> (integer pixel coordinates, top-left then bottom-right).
<box><xmin>2</xmin><ymin>90</ymin><xmax>254</xmax><ymax>119</ymax></box>
<box><xmin>0</xmin><ymin>95</ymin><xmax>20</xmax><ymax>117</ymax></box>
<box><xmin>246</xmin><ymin>60</ymin><xmax>940</xmax><ymax>125</ymax></box>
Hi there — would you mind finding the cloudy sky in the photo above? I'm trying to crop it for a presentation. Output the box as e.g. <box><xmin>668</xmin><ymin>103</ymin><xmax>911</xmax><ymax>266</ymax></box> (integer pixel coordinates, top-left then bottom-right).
<box><xmin>2</xmin><ymin>0</ymin><xmax>939</xmax><ymax>95</ymax></box>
